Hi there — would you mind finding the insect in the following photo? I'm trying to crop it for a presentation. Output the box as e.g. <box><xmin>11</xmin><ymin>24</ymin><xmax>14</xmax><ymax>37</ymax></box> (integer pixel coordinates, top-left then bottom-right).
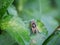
<box><xmin>30</xmin><ymin>19</ymin><xmax>38</xmax><ymax>34</ymax></box>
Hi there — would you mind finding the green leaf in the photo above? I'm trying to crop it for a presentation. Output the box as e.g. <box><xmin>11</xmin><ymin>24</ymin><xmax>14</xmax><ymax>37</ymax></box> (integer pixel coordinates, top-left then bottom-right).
<box><xmin>0</xmin><ymin>0</ymin><xmax>14</xmax><ymax>17</ymax></box>
<box><xmin>7</xmin><ymin>5</ymin><xmax>18</xmax><ymax>16</ymax></box>
<box><xmin>13</xmin><ymin>0</ymin><xmax>59</xmax><ymax>45</ymax></box>
<box><xmin>37</xmin><ymin>20</ymin><xmax>48</xmax><ymax>35</ymax></box>
<box><xmin>14</xmin><ymin>0</ymin><xmax>28</xmax><ymax>12</ymax></box>
<box><xmin>0</xmin><ymin>31</ymin><xmax>16</xmax><ymax>45</ymax></box>
<box><xmin>42</xmin><ymin>30</ymin><xmax>60</xmax><ymax>45</ymax></box>
<box><xmin>1</xmin><ymin>0</ymin><xmax>60</xmax><ymax>45</ymax></box>
<box><xmin>1</xmin><ymin>15</ymin><xmax>30</xmax><ymax>45</ymax></box>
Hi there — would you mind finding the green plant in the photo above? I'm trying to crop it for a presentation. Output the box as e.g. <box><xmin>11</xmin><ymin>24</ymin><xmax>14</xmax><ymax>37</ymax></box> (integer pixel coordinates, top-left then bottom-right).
<box><xmin>0</xmin><ymin>0</ymin><xmax>60</xmax><ymax>45</ymax></box>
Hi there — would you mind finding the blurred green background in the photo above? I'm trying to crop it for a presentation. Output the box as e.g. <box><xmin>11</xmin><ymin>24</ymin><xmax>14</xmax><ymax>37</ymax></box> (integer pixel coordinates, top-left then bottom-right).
<box><xmin>0</xmin><ymin>0</ymin><xmax>60</xmax><ymax>45</ymax></box>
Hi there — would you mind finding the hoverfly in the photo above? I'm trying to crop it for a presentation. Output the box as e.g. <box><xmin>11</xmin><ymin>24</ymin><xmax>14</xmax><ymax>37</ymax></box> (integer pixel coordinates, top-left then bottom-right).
<box><xmin>30</xmin><ymin>19</ymin><xmax>39</xmax><ymax>34</ymax></box>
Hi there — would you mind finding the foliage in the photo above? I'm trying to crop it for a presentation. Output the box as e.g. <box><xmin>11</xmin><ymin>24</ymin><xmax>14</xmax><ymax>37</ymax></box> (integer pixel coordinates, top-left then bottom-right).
<box><xmin>0</xmin><ymin>0</ymin><xmax>60</xmax><ymax>45</ymax></box>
